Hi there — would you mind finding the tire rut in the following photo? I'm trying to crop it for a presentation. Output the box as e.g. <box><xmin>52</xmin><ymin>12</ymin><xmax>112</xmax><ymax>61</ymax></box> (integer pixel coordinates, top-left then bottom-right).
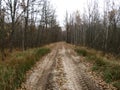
<box><xmin>62</xmin><ymin>46</ymin><xmax>103</xmax><ymax>90</ymax></box>
<box><xmin>20</xmin><ymin>42</ymin><xmax>113</xmax><ymax>90</ymax></box>
<box><xmin>35</xmin><ymin>49</ymin><xmax>58</xmax><ymax>90</ymax></box>
<box><xmin>45</xmin><ymin>49</ymin><xmax>68</xmax><ymax>90</ymax></box>
<box><xmin>21</xmin><ymin>45</ymin><xmax>59</xmax><ymax>90</ymax></box>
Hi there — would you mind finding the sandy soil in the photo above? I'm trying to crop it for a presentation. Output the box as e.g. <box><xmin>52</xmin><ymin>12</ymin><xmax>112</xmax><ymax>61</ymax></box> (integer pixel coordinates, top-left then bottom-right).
<box><xmin>19</xmin><ymin>42</ymin><xmax>116</xmax><ymax>90</ymax></box>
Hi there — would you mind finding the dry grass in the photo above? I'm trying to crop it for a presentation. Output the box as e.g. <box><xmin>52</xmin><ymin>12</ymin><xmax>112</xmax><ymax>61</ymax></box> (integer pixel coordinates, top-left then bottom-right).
<box><xmin>75</xmin><ymin>46</ymin><xmax>120</xmax><ymax>90</ymax></box>
<box><xmin>0</xmin><ymin>47</ymin><xmax>50</xmax><ymax>90</ymax></box>
<box><xmin>76</xmin><ymin>46</ymin><xmax>120</xmax><ymax>64</ymax></box>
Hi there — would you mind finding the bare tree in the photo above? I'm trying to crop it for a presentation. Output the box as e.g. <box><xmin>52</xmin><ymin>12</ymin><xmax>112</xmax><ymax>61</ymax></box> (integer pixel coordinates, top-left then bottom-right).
<box><xmin>65</xmin><ymin>11</ymin><xmax>69</xmax><ymax>43</ymax></box>
<box><xmin>64</xmin><ymin>0</ymin><xmax>120</xmax><ymax>54</ymax></box>
<box><xmin>0</xmin><ymin>0</ymin><xmax>6</xmax><ymax>60</ymax></box>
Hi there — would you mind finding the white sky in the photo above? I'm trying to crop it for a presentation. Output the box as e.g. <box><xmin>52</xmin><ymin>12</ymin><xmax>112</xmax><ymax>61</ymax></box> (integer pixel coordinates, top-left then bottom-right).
<box><xmin>50</xmin><ymin>0</ymin><xmax>120</xmax><ymax>27</ymax></box>
<box><xmin>51</xmin><ymin>0</ymin><xmax>87</xmax><ymax>26</ymax></box>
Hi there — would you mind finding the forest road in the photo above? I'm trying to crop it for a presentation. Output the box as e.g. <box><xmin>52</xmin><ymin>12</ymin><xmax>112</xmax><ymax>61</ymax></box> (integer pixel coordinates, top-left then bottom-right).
<box><xmin>20</xmin><ymin>42</ymin><xmax>104</xmax><ymax>90</ymax></box>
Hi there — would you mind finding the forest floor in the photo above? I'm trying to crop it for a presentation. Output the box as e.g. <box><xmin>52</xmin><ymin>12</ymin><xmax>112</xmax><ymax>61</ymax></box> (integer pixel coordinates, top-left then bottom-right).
<box><xmin>19</xmin><ymin>42</ymin><xmax>116</xmax><ymax>90</ymax></box>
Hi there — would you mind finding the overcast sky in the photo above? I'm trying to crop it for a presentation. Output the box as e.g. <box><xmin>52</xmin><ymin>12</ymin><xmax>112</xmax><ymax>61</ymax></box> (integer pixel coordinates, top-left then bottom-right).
<box><xmin>50</xmin><ymin>0</ymin><xmax>120</xmax><ymax>27</ymax></box>
<box><xmin>51</xmin><ymin>0</ymin><xmax>87</xmax><ymax>26</ymax></box>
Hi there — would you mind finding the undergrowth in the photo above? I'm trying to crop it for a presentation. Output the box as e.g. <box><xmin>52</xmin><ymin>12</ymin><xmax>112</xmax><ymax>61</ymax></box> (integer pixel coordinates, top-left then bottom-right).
<box><xmin>0</xmin><ymin>48</ymin><xmax>50</xmax><ymax>90</ymax></box>
<box><xmin>75</xmin><ymin>47</ymin><xmax>120</xmax><ymax>90</ymax></box>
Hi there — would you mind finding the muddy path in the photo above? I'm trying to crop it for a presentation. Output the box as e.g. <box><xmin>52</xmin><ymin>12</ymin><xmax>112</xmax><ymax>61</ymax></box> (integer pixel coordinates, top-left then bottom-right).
<box><xmin>20</xmin><ymin>42</ymin><xmax>115</xmax><ymax>90</ymax></box>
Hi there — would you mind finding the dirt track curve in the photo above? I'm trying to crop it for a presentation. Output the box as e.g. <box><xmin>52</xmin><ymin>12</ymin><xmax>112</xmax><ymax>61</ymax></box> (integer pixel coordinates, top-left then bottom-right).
<box><xmin>20</xmin><ymin>42</ymin><xmax>115</xmax><ymax>90</ymax></box>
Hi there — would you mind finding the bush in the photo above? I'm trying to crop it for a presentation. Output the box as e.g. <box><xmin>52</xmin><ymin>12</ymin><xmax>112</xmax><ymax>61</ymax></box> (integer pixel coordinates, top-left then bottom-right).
<box><xmin>86</xmin><ymin>55</ymin><xmax>97</xmax><ymax>62</ymax></box>
<box><xmin>35</xmin><ymin>48</ymin><xmax>50</xmax><ymax>57</ymax></box>
<box><xmin>75</xmin><ymin>49</ymin><xmax>87</xmax><ymax>56</ymax></box>
<box><xmin>95</xmin><ymin>58</ymin><xmax>106</xmax><ymax>67</ymax></box>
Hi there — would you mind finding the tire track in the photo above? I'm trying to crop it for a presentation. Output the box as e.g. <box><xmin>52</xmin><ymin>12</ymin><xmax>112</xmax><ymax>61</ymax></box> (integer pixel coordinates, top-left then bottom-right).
<box><xmin>21</xmin><ymin>45</ymin><xmax>59</xmax><ymax>90</ymax></box>
<box><xmin>63</xmin><ymin>48</ymin><xmax>103</xmax><ymax>90</ymax></box>
<box><xmin>20</xmin><ymin>42</ymin><xmax>112</xmax><ymax>90</ymax></box>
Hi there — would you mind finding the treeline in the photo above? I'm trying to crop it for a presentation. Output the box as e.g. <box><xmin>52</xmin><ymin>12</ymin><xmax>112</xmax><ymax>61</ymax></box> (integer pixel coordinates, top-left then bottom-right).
<box><xmin>65</xmin><ymin>0</ymin><xmax>120</xmax><ymax>54</ymax></box>
<box><xmin>0</xmin><ymin>0</ymin><xmax>62</xmax><ymax>60</ymax></box>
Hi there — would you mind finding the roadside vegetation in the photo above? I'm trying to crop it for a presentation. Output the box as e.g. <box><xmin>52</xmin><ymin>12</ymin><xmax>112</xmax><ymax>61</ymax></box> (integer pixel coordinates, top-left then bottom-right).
<box><xmin>75</xmin><ymin>47</ymin><xmax>120</xmax><ymax>90</ymax></box>
<box><xmin>0</xmin><ymin>48</ymin><xmax>50</xmax><ymax>90</ymax></box>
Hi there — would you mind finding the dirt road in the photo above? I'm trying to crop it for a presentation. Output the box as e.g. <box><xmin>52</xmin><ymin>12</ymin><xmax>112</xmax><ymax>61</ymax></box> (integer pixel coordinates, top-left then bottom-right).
<box><xmin>20</xmin><ymin>42</ymin><xmax>114</xmax><ymax>90</ymax></box>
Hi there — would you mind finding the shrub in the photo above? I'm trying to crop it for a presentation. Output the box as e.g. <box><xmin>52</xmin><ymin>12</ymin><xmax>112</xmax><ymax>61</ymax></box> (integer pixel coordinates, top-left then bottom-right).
<box><xmin>86</xmin><ymin>55</ymin><xmax>97</xmax><ymax>62</ymax></box>
<box><xmin>75</xmin><ymin>49</ymin><xmax>87</xmax><ymax>56</ymax></box>
<box><xmin>95</xmin><ymin>58</ymin><xmax>106</xmax><ymax>67</ymax></box>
